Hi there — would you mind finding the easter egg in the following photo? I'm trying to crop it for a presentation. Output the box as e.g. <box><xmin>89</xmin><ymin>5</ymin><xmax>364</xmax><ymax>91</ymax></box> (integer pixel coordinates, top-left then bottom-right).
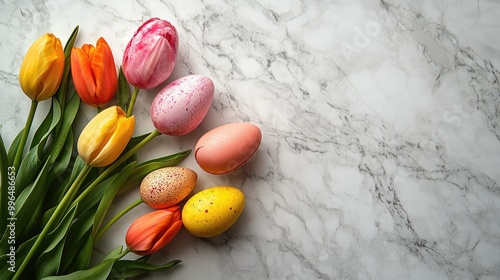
<box><xmin>182</xmin><ymin>186</ymin><xmax>245</xmax><ymax>238</ymax></box>
<box><xmin>140</xmin><ymin>167</ymin><xmax>197</xmax><ymax>209</ymax></box>
<box><xmin>151</xmin><ymin>75</ymin><xmax>214</xmax><ymax>136</ymax></box>
<box><xmin>194</xmin><ymin>122</ymin><xmax>262</xmax><ymax>174</ymax></box>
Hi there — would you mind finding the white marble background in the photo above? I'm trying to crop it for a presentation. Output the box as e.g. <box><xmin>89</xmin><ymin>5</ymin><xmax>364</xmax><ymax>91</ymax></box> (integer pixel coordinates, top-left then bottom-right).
<box><xmin>1</xmin><ymin>0</ymin><xmax>500</xmax><ymax>279</ymax></box>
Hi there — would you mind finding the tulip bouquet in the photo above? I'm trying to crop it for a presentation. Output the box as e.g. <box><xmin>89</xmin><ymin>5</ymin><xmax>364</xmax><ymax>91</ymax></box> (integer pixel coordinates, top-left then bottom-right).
<box><xmin>0</xmin><ymin>18</ymin><xmax>215</xmax><ymax>279</ymax></box>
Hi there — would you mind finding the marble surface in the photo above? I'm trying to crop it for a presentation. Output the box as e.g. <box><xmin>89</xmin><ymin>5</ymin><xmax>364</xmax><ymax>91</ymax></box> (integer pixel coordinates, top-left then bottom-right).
<box><xmin>1</xmin><ymin>0</ymin><xmax>500</xmax><ymax>279</ymax></box>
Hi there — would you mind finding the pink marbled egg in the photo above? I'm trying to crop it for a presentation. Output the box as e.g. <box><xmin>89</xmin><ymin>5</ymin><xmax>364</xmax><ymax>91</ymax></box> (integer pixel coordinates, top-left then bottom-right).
<box><xmin>151</xmin><ymin>75</ymin><xmax>214</xmax><ymax>136</ymax></box>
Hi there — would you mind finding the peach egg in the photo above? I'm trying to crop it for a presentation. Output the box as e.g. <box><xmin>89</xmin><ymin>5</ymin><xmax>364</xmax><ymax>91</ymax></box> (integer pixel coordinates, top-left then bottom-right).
<box><xmin>194</xmin><ymin>122</ymin><xmax>262</xmax><ymax>174</ymax></box>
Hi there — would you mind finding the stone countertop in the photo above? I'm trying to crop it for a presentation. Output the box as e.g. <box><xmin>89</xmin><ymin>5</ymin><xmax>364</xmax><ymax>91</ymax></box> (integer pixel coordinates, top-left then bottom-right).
<box><xmin>0</xmin><ymin>0</ymin><xmax>499</xmax><ymax>279</ymax></box>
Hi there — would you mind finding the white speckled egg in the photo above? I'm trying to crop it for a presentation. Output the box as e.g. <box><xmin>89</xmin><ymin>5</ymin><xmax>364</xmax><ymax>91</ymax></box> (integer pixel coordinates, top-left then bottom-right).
<box><xmin>140</xmin><ymin>167</ymin><xmax>197</xmax><ymax>209</ymax></box>
<box><xmin>151</xmin><ymin>75</ymin><xmax>214</xmax><ymax>136</ymax></box>
<box><xmin>195</xmin><ymin>122</ymin><xmax>262</xmax><ymax>174</ymax></box>
<box><xmin>182</xmin><ymin>186</ymin><xmax>245</xmax><ymax>238</ymax></box>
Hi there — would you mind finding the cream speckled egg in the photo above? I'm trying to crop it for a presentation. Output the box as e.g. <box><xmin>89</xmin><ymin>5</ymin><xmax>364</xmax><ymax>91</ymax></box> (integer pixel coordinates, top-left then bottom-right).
<box><xmin>182</xmin><ymin>186</ymin><xmax>244</xmax><ymax>238</ymax></box>
<box><xmin>140</xmin><ymin>167</ymin><xmax>197</xmax><ymax>209</ymax></box>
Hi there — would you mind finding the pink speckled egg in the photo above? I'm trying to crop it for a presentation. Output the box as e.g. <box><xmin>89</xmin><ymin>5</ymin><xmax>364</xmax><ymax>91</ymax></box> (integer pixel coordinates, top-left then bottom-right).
<box><xmin>151</xmin><ymin>75</ymin><xmax>214</xmax><ymax>136</ymax></box>
<box><xmin>195</xmin><ymin>122</ymin><xmax>262</xmax><ymax>174</ymax></box>
<box><xmin>140</xmin><ymin>167</ymin><xmax>197</xmax><ymax>209</ymax></box>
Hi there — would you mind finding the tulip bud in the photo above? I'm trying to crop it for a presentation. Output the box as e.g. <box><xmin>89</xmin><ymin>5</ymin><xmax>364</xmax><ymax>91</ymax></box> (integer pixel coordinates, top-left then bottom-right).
<box><xmin>77</xmin><ymin>106</ymin><xmax>135</xmax><ymax>167</ymax></box>
<box><xmin>19</xmin><ymin>33</ymin><xmax>65</xmax><ymax>101</ymax></box>
<box><xmin>71</xmin><ymin>37</ymin><xmax>118</xmax><ymax>107</ymax></box>
<box><xmin>125</xmin><ymin>206</ymin><xmax>182</xmax><ymax>255</ymax></box>
<box><xmin>122</xmin><ymin>18</ymin><xmax>178</xmax><ymax>89</ymax></box>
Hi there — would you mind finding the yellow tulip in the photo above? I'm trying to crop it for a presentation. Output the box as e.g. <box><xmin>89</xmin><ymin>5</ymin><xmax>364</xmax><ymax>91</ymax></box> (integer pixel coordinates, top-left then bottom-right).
<box><xmin>19</xmin><ymin>33</ymin><xmax>65</xmax><ymax>101</ymax></box>
<box><xmin>78</xmin><ymin>106</ymin><xmax>135</xmax><ymax>167</ymax></box>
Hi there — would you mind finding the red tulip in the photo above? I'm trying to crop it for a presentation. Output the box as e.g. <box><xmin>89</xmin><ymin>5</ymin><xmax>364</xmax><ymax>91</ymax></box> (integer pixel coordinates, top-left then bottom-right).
<box><xmin>122</xmin><ymin>18</ymin><xmax>178</xmax><ymax>89</ymax></box>
<box><xmin>71</xmin><ymin>37</ymin><xmax>117</xmax><ymax>107</ymax></box>
<box><xmin>125</xmin><ymin>206</ymin><xmax>182</xmax><ymax>255</ymax></box>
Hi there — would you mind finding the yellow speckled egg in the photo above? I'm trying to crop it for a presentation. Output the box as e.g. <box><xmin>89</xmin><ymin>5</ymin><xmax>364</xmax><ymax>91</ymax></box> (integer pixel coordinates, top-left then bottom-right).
<box><xmin>182</xmin><ymin>186</ymin><xmax>245</xmax><ymax>237</ymax></box>
<box><xmin>140</xmin><ymin>167</ymin><xmax>197</xmax><ymax>209</ymax></box>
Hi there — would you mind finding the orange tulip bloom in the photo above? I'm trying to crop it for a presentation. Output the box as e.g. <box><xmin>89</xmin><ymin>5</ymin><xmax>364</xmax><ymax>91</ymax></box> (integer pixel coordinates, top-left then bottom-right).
<box><xmin>125</xmin><ymin>206</ymin><xmax>182</xmax><ymax>255</ymax></box>
<box><xmin>71</xmin><ymin>37</ymin><xmax>117</xmax><ymax>107</ymax></box>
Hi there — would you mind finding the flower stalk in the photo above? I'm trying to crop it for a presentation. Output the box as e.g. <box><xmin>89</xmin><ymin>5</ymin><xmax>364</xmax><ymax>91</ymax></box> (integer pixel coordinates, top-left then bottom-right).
<box><xmin>12</xmin><ymin>100</ymin><xmax>38</xmax><ymax>171</ymax></box>
<box><xmin>95</xmin><ymin>197</ymin><xmax>143</xmax><ymax>242</ymax></box>
<box><xmin>13</xmin><ymin>164</ymin><xmax>92</xmax><ymax>280</ymax></box>
<box><xmin>126</xmin><ymin>87</ymin><xmax>140</xmax><ymax>117</ymax></box>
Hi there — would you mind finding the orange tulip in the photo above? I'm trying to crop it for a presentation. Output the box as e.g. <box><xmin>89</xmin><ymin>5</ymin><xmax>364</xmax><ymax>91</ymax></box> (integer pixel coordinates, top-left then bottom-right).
<box><xmin>71</xmin><ymin>37</ymin><xmax>117</xmax><ymax>107</ymax></box>
<box><xmin>125</xmin><ymin>206</ymin><xmax>182</xmax><ymax>255</ymax></box>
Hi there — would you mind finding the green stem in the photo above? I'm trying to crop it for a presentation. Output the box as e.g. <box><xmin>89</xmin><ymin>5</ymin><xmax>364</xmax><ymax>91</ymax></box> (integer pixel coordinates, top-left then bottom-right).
<box><xmin>117</xmin><ymin>248</ymin><xmax>131</xmax><ymax>260</ymax></box>
<box><xmin>13</xmin><ymin>100</ymin><xmax>38</xmax><ymax>171</ymax></box>
<box><xmin>95</xmin><ymin>198</ymin><xmax>143</xmax><ymax>242</ymax></box>
<box><xmin>13</xmin><ymin>164</ymin><xmax>92</xmax><ymax>280</ymax></box>
<box><xmin>126</xmin><ymin>87</ymin><xmax>140</xmax><ymax>117</ymax></box>
<box><xmin>71</xmin><ymin>129</ymin><xmax>161</xmax><ymax>207</ymax></box>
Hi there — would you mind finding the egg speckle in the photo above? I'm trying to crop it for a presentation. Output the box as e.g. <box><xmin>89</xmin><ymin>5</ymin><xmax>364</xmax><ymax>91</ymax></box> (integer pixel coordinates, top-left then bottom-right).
<box><xmin>182</xmin><ymin>186</ymin><xmax>245</xmax><ymax>238</ymax></box>
<box><xmin>140</xmin><ymin>167</ymin><xmax>197</xmax><ymax>209</ymax></box>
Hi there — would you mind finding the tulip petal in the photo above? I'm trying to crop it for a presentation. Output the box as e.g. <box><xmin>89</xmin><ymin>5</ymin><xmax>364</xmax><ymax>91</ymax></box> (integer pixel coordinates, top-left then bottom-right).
<box><xmin>147</xmin><ymin>220</ymin><xmax>182</xmax><ymax>255</ymax></box>
<box><xmin>77</xmin><ymin>106</ymin><xmax>119</xmax><ymax>165</ymax></box>
<box><xmin>139</xmin><ymin>38</ymin><xmax>172</xmax><ymax>88</ymax></box>
<box><xmin>71</xmin><ymin>48</ymin><xmax>97</xmax><ymax>105</ymax></box>
<box><xmin>89</xmin><ymin>111</ymin><xmax>135</xmax><ymax>167</ymax></box>
<box><xmin>126</xmin><ymin>209</ymin><xmax>177</xmax><ymax>254</ymax></box>
<box><xmin>92</xmin><ymin>38</ymin><xmax>117</xmax><ymax>106</ymax></box>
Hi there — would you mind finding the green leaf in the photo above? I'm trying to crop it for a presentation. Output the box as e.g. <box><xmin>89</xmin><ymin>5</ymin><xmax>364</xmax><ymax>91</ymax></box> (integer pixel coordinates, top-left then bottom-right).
<box><xmin>0</xmin><ymin>135</ymin><xmax>9</xmax><ymax>234</ymax></box>
<box><xmin>35</xmin><ymin>204</ymin><xmax>78</xmax><ymax>279</ymax></box>
<box><xmin>7</xmin><ymin>129</ymin><xmax>23</xmax><ymax>166</ymax></box>
<box><xmin>55</xmin><ymin>26</ymin><xmax>79</xmax><ymax>114</ymax></box>
<box><xmin>0</xmin><ymin>234</ymin><xmax>37</xmax><ymax>279</ymax></box>
<box><xmin>0</xmin><ymin>155</ymin><xmax>52</xmax><ymax>252</ymax></box>
<box><xmin>60</xmin><ymin>208</ymin><xmax>95</xmax><ymax>274</ymax></box>
<box><xmin>66</xmin><ymin>232</ymin><xmax>93</xmax><ymax>272</ymax></box>
<box><xmin>0</xmin><ymin>206</ymin><xmax>79</xmax><ymax>278</ymax></box>
<box><xmin>47</xmin><ymin>129</ymin><xmax>74</xmax><ymax>185</ymax></box>
<box><xmin>46</xmin><ymin>91</ymin><xmax>80</xmax><ymax>165</ymax></box>
<box><xmin>45</xmin><ymin>156</ymin><xmax>85</xmax><ymax>217</ymax></box>
<box><xmin>30</xmin><ymin>98</ymin><xmax>61</xmax><ymax>152</ymax></box>
<box><xmin>14</xmin><ymin>142</ymin><xmax>42</xmax><ymax>195</ymax></box>
<box><xmin>92</xmin><ymin>162</ymin><xmax>136</xmax><ymax>237</ymax></box>
<box><xmin>117</xmin><ymin>66</ymin><xmax>130</xmax><ymax>112</ymax></box>
<box><xmin>109</xmin><ymin>259</ymin><xmax>182</xmax><ymax>279</ymax></box>
<box><xmin>14</xmin><ymin>99</ymin><xmax>65</xmax><ymax>194</ymax></box>
<box><xmin>118</xmin><ymin>149</ymin><xmax>191</xmax><ymax>195</ymax></box>
<box><xmin>41</xmin><ymin>246</ymin><xmax>123</xmax><ymax>280</ymax></box>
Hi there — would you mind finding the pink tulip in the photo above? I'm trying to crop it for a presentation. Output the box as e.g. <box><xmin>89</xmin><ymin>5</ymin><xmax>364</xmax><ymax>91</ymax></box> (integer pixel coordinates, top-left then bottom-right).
<box><xmin>122</xmin><ymin>18</ymin><xmax>178</xmax><ymax>89</ymax></box>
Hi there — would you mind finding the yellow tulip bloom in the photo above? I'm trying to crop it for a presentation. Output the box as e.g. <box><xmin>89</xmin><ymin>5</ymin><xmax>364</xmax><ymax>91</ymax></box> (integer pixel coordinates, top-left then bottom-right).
<box><xmin>19</xmin><ymin>33</ymin><xmax>65</xmax><ymax>101</ymax></box>
<box><xmin>78</xmin><ymin>106</ymin><xmax>135</xmax><ymax>167</ymax></box>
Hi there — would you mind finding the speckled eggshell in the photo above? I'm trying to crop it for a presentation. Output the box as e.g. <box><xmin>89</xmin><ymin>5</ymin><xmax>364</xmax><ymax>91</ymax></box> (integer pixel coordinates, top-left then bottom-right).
<box><xmin>182</xmin><ymin>186</ymin><xmax>245</xmax><ymax>238</ymax></box>
<box><xmin>194</xmin><ymin>122</ymin><xmax>262</xmax><ymax>174</ymax></box>
<box><xmin>140</xmin><ymin>167</ymin><xmax>197</xmax><ymax>209</ymax></box>
<box><xmin>151</xmin><ymin>75</ymin><xmax>214</xmax><ymax>136</ymax></box>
